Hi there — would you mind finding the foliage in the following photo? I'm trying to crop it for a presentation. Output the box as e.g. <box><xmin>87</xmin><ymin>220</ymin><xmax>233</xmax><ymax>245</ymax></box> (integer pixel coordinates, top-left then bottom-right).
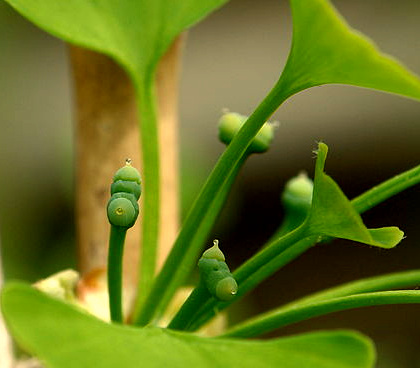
<box><xmin>2</xmin><ymin>283</ymin><xmax>376</xmax><ymax>368</ymax></box>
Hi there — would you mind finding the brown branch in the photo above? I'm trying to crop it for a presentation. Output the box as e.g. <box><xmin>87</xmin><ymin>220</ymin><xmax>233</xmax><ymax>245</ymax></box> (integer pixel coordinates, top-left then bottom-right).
<box><xmin>70</xmin><ymin>46</ymin><xmax>141</xmax><ymax>298</ymax></box>
<box><xmin>69</xmin><ymin>36</ymin><xmax>183</xmax><ymax>308</ymax></box>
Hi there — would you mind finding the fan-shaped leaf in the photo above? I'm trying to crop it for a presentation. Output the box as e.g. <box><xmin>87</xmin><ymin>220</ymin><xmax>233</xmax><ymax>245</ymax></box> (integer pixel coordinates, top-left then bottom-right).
<box><xmin>3</xmin><ymin>0</ymin><xmax>228</xmax><ymax>83</ymax></box>
<box><xmin>307</xmin><ymin>143</ymin><xmax>404</xmax><ymax>248</ymax></box>
<box><xmin>1</xmin><ymin>283</ymin><xmax>375</xmax><ymax>368</ymax></box>
<box><xmin>278</xmin><ymin>0</ymin><xmax>420</xmax><ymax>100</ymax></box>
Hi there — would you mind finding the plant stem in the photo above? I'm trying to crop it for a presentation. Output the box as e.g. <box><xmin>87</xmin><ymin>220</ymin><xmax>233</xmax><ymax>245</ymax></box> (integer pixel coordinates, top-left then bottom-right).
<box><xmin>233</xmin><ymin>225</ymin><xmax>308</xmax><ymax>285</ymax></box>
<box><xmin>167</xmin><ymin>283</ymin><xmax>210</xmax><ymax>330</ymax></box>
<box><xmin>108</xmin><ymin>226</ymin><xmax>127</xmax><ymax>323</ymax></box>
<box><xmin>269</xmin><ymin>212</ymin><xmax>307</xmax><ymax>241</ymax></box>
<box><xmin>352</xmin><ymin>163</ymin><xmax>420</xmax><ymax>213</ymax></box>
<box><xmin>187</xmin><ymin>153</ymin><xmax>248</xmax><ymax>257</ymax></box>
<box><xmin>133</xmin><ymin>81</ymin><xmax>291</xmax><ymax>326</ymax></box>
<box><xmin>132</xmin><ymin>78</ymin><xmax>160</xmax><ymax>314</ymax></box>
<box><xmin>221</xmin><ymin>290</ymin><xmax>420</xmax><ymax>338</ymax></box>
<box><xmin>284</xmin><ymin>269</ymin><xmax>420</xmax><ymax>307</ymax></box>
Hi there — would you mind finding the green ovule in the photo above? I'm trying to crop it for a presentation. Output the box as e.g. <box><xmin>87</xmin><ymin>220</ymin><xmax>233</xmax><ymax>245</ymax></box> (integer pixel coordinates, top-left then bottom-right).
<box><xmin>107</xmin><ymin>159</ymin><xmax>141</xmax><ymax>228</ymax></box>
<box><xmin>275</xmin><ymin>172</ymin><xmax>314</xmax><ymax>237</ymax></box>
<box><xmin>107</xmin><ymin>197</ymin><xmax>137</xmax><ymax>227</ymax></box>
<box><xmin>198</xmin><ymin>240</ymin><xmax>238</xmax><ymax>301</ymax></box>
<box><xmin>282</xmin><ymin>172</ymin><xmax>313</xmax><ymax>210</ymax></box>
<box><xmin>218</xmin><ymin>112</ymin><xmax>275</xmax><ymax>153</ymax></box>
<box><xmin>107</xmin><ymin>160</ymin><xmax>141</xmax><ymax>323</ymax></box>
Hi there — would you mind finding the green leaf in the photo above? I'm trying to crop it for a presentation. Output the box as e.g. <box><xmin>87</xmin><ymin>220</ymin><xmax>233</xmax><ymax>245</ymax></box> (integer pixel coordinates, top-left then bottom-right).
<box><xmin>2</xmin><ymin>282</ymin><xmax>375</xmax><ymax>368</ymax></box>
<box><xmin>278</xmin><ymin>0</ymin><xmax>420</xmax><ymax>100</ymax></box>
<box><xmin>3</xmin><ymin>0</ymin><xmax>228</xmax><ymax>83</ymax></box>
<box><xmin>307</xmin><ymin>143</ymin><xmax>404</xmax><ymax>248</ymax></box>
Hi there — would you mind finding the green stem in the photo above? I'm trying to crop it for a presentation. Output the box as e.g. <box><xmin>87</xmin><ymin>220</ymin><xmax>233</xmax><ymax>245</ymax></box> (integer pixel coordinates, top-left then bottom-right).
<box><xmin>232</xmin><ymin>225</ymin><xmax>308</xmax><ymax>285</ymax></box>
<box><xmin>133</xmin><ymin>81</ymin><xmax>291</xmax><ymax>326</ymax></box>
<box><xmin>270</xmin><ymin>211</ymin><xmax>308</xmax><ymax>241</ymax></box>
<box><xmin>186</xmin><ymin>152</ymin><xmax>249</xmax><ymax>268</ymax></box>
<box><xmin>196</xmin><ymin>153</ymin><xmax>248</xmax><ymax>240</ymax></box>
<box><xmin>108</xmin><ymin>226</ymin><xmax>127</xmax><ymax>323</ymax></box>
<box><xmin>167</xmin><ymin>283</ymin><xmax>210</xmax><ymax>330</ymax></box>
<box><xmin>352</xmin><ymin>163</ymin><xmax>420</xmax><ymax>213</ymax></box>
<box><xmin>132</xmin><ymin>77</ymin><xmax>160</xmax><ymax>317</ymax></box>
<box><xmin>221</xmin><ymin>290</ymin><xmax>420</xmax><ymax>338</ymax></box>
<box><xmin>285</xmin><ymin>269</ymin><xmax>420</xmax><ymax>307</ymax></box>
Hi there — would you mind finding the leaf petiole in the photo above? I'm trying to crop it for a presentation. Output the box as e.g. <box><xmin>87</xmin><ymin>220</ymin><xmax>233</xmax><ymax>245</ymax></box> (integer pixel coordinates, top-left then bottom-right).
<box><xmin>221</xmin><ymin>290</ymin><xmax>420</xmax><ymax>338</ymax></box>
<box><xmin>132</xmin><ymin>78</ymin><xmax>161</xmax><ymax>317</ymax></box>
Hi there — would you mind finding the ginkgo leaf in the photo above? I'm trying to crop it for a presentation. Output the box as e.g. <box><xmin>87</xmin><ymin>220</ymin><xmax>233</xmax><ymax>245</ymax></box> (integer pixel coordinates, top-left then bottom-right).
<box><xmin>277</xmin><ymin>0</ymin><xmax>420</xmax><ymax>100</ymax></box>
<box><xmin>2</xmin><ymin>0</ymin><xmax>228</xmax><ymax>83</ymax></box>
<box><xmin>307</xmin><ymin>143</ymin><xmax>404</xmax><ymax>248</ymax></box>
<box><xmin>1</xmin><ymin>282</ymin><xmax>375</xmax><ymax>368</ymax></box>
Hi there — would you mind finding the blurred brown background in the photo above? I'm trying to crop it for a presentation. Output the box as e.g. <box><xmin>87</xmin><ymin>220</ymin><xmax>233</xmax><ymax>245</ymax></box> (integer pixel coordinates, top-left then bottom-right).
<box><xmin>0</xmin><ymin>0</ymin><xmax>419</xmax><ymax>367</ymax></box>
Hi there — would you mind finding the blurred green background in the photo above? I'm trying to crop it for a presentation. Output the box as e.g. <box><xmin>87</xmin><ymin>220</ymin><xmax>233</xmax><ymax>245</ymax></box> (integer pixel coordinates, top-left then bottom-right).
<box><xmin>1</xmin><ymin>0</ymin><xmax>420</xmax><ymax>367</ymax></box>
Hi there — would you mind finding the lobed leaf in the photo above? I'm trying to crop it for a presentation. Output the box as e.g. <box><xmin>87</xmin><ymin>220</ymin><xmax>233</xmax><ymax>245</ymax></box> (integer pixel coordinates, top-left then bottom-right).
<box><xmin>307</xmin><ymin>143</ymin><xmax>404</xmax><ymax>248</ymax></box>
<box><xmin>278</xmin><ymin>0</ymin><xmax>420</xmax><ymax>100</ymax></box>
<box><xmin>1</xmin><ymin>282</ymin><xmax>375</xmax><ymax>368</ymax></box>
